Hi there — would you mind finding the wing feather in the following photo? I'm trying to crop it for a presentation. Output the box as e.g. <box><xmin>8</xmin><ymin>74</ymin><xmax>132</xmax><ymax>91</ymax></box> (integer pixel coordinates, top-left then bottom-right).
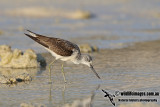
<box><xmin>25</xmin><ymin>30</ymin><xmax>80</xmax><ymax>56</ymax></box>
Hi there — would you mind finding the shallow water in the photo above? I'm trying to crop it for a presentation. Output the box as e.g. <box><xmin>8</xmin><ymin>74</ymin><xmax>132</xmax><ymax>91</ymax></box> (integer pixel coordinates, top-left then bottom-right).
<box><xmin>1</xmin><ymin>49</ymin><xmax>160</xmax><ymax>107</ymax></box>
<box><xmin>1</xmin><ymin>0</ymin><xmax>160</xmax><ymax>51</ymax></box>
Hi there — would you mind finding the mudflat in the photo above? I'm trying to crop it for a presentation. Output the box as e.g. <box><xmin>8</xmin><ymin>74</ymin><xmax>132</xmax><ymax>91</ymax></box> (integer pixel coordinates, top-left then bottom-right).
<box><xmin>0</xmin><ymin>40</ymin><xmax>160</xmax><ymax>107</ymax></box>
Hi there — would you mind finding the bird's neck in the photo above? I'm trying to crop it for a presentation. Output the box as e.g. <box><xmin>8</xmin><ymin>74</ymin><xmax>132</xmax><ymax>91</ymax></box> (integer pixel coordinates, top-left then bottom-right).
<box><xmin>78</xmin><ymin>54</ymin><xmax>89</xmax><ymax>66</ymax></box>
<box><xmin>79</xmin><ymin>54</ymin><xmax>85</xmax><ymax>61</ymax></box>
<box><xmin>73</xmin><ymin>54</ymin><xmax>84</xmax><ymax>64</ymax></box>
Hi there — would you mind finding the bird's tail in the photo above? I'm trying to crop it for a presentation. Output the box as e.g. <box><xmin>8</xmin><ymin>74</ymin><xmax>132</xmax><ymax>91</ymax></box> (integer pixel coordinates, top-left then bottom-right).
<box><xmin>24</xmin><ymin>30</ymin><xmax>49</xmax><ymax>48</ymax></box>
<box><xmin>24</xmin><ymin>30</ymin><xmax>39</xmax><ymax>42</ymax></box>
<box><xmin>25</xmin><ymin>30</ymin><xmax>38</xmax><ymax>37</ymax></box>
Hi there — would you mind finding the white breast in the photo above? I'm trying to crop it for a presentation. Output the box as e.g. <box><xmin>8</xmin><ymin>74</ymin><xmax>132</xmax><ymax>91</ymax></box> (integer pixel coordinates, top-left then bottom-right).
<box><xmin>45</xmin><ymin>48</ymin><xmax>80</xmax><ymax>64</ymax></box>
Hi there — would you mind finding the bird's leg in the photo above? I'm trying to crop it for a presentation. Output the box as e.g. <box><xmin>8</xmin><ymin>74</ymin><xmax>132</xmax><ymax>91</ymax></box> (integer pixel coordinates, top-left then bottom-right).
<box><xmin>48</xmin><ymin>59</ymin><xmax>56</xmax><ymax>84</ymax></box>
<box><xmin>62</xmin><ymin>84</ymin><xmax>66</xmax><ymax>104</ymax></box>
<box><xmin>61</xmin><ymin>63</ymin><xmax>67</xmax><ymax>83</ymax></box>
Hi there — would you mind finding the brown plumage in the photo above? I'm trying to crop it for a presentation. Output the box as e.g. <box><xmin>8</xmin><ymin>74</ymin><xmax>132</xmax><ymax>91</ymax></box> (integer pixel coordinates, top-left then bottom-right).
<box><xmin>25</xmin><ymin>30</ymin><xmax>80</xmax><ymax>56</ymax></box>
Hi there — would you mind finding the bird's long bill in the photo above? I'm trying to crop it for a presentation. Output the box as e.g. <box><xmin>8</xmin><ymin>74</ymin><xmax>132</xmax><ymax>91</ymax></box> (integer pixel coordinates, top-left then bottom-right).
<box><xmin>90</xmin><ymin>65</ymin><xmax>101</xmax><ymax>79</ymax></box>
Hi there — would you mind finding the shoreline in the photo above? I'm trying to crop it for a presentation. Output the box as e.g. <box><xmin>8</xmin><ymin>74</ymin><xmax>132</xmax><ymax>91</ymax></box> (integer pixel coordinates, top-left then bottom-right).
<box><xmin>41</xmin><ymin>39</ymin><xmax>160</xmax><ymax>65</ymax></box>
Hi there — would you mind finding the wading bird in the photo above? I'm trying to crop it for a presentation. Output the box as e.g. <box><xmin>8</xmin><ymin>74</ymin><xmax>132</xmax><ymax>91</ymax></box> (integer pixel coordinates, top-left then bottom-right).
<box><xmin>25</xmin><ymin>30</ymin><xmax>100</xmax><ymax>83</ymax></box>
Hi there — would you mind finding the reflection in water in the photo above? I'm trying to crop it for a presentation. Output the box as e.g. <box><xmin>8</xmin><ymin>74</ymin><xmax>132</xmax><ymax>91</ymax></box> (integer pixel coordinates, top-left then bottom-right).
<box><xmin>49</xmin><ymin>83</ymin><xmax>52</xmax><ymax>102</ymax></box>
<box><xmin>48</xmin><ymin>84</ymin><xmax>100</xmax><ymax>107</ymax></box>
<box><xmin>48</xmin><ymin>83</ymin><xmax>53</xmax><ymax>107</ymax></box>
<box><xmin>48</xmin><ymin>83</ymin><xmax>66</xmax><ymax>107</ymax></box>
<box><xmin>19</xmin><ymin>84</ymin><xmax>100</xmax><ymax>107</ymax></box>
<box><xmin>0</xmin><ymin>67</ymin><xmax>39</xmax><ymax>85</ymax></box>
<box><xmin>62</xmin><ymin>84</ymin><xmax>66</xmax><ymax>104</ymax></box>
<box><xmin>62</xmin><ymin>85</ymin><xmax>100</xmax><ymax>107</ymax></box>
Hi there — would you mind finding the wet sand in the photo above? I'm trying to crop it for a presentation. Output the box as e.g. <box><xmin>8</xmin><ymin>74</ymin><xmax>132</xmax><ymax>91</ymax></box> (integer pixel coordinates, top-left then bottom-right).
<box><xmin>0</xmin><ymin>40</ymin><xmax>160</xmax><ymax>107</ymax></box>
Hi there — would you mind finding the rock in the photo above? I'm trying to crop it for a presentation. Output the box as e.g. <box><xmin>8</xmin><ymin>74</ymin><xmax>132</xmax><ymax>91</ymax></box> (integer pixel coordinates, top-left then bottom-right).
<box><xmin>0</xmin><ymin>76</ymin><xmax>16</xmax><ymax>84</ymax></box>
<box><xmin>70</xmin><ymin>10</ymin><xmax>93</xmax><ymax>19</ymax></box>
<box><xmin>16</xmin><ymin>73</ymin><xmax>32</xmax><ymax>82</ymax></box>
<box><xmin>0</xmin><ymin>73</ymin><xmax>32</xmax><ymax>84</ymax></box>
<box><xmin>79</xmin><ymin>44</ymin><xmax>99</xmax><ymax>53</ymax></box>
<box><xmin>20</xmin><ymin>103</ymin><xmax>46</xmax><ymax>107</ymax></box>
<box><xmin>79</xmin><ymin>44</ymin><xmax>92</xmax><ymax>53</ymax></box>
<box><xmin>0</xmin><ymin>45</ymin><xmax>46</xmax><ymax>68</ymax></box>
<box><xmin>0</xmin><ymin>75</ymin><xmax>10</xmax><ymax>84</ymax></box>
<box><xmin>5</xmin><ymin>7</ymin><xmax>94</xmax><ymax>20</ymax></box>
<box><xmin>0</xmin><ymin>67</ymin><xmax>38</xmax><ymax>84</ymax></box>
<box><xmin>9</xmin><ymin>78</ymin><xmax>17</xmax><ymax>83</ymax></box>
<box><xmin>20</xmin><ymin>103</ymin><xmax>35</xmax><ymax>107</ymax></box>
<box><xmin>0</xmin><ymin>30</ymin><xmax>3</xmax><ymax>35</ymax></box>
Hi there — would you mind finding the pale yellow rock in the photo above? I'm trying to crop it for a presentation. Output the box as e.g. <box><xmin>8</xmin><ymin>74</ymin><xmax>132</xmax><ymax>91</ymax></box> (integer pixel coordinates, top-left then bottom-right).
<box><xmin>0</xmin><ymin>67</ymin><xmax>37</xmax><ymax>84</ymax></box>
<box><xmin>0</xmin><ymin>75</ymin><xmax>10</xmax><ymax>84</ymax></box>
<box><xmin>9</xmin><ymin>78</ymin><xmax>17</xmax><ymax>83</ymax></box>
<box><xmin>0</xmin><ymin>30</ymin><xmax>3</xmax><ymax>35</ymax></box>
<box><xmin>0</xmin><ymin>76</ymin><xmax>17</xmax><ymax>84</ymax></box>
<box><xmin>79</xmin><ymin>44</ymin><xmax>92</xmax><ymax>53</ymax></box>
<box><xmin>79</xmin><ymin>44</ymin><xmax>99</xmax><ymax>53</ymax></box>
<box><xmin>0</xmin><ymin>45</ymin><xmax>12</xmax><ymax>65</ymax></box>
<box><xmin>24</xmin><ymin>75</ymin><xmax>32</xmax><ymax>81</ymax></box>
<box><xmin>12</xmin><ymin>49</ymin><xmax>21</xmax><ymax>58</ymax></box>
<box><xmin>20</xmin><ymin>103</ymin><xmax>35</xmax><ymax>107</ymax></box>
<box><xmin>5</xmin><ymin>7</ymin><xmax>93</xmax><ymax>20</ymax></box>
<box><xmin>6</xmin><ymin>7</ymin><xmax>52</xmax><ymax>17</ymax></box>
<box><xmin>20</xmin><ymin>103</ymin><xmax>46</xmax><ymax>107</ymax></box>
<box><xmin>16</xmin><ymin>73</ymin><xmax>32</xmax><ymax>81</ymax></box>
<box><xmin>70</xmin><ymin>10</ymin><xmax>92</xmax><ymax>19</ymax></box>
<box><xmin>0</xmin><ymin>45</ymin><xmax>39</xmax><ymax>68</ymax></box>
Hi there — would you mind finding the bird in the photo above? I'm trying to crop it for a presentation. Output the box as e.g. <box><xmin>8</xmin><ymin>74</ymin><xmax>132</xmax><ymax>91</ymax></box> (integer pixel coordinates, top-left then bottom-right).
<box><xmin>24</xmin><ymin>30</ymin><xmax>100</xmax><ymax>83</ymax></box>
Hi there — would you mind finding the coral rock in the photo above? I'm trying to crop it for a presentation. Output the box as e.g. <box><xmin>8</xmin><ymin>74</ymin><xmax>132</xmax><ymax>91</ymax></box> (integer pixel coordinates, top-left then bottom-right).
<box><xmin>79</xmin><ymin>44</ymin><xmax>99</xmax><ymax>53</ymax></box>
<box><xmin>0</xmin><ymin>45</ymin><xmax>39</xmax><ymax>68</ymax></box>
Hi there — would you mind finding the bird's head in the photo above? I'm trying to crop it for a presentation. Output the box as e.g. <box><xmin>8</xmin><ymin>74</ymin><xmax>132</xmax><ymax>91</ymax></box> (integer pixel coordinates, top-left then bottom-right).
<box><xmin>81</xmin><ymin>54</ymin><xmax>93</xmax><ymax>67</ymax></box>
<box><xmin>81</xmin><ymin>54</ymin><xmax>100</xmax><ymax>79</ymax></box>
